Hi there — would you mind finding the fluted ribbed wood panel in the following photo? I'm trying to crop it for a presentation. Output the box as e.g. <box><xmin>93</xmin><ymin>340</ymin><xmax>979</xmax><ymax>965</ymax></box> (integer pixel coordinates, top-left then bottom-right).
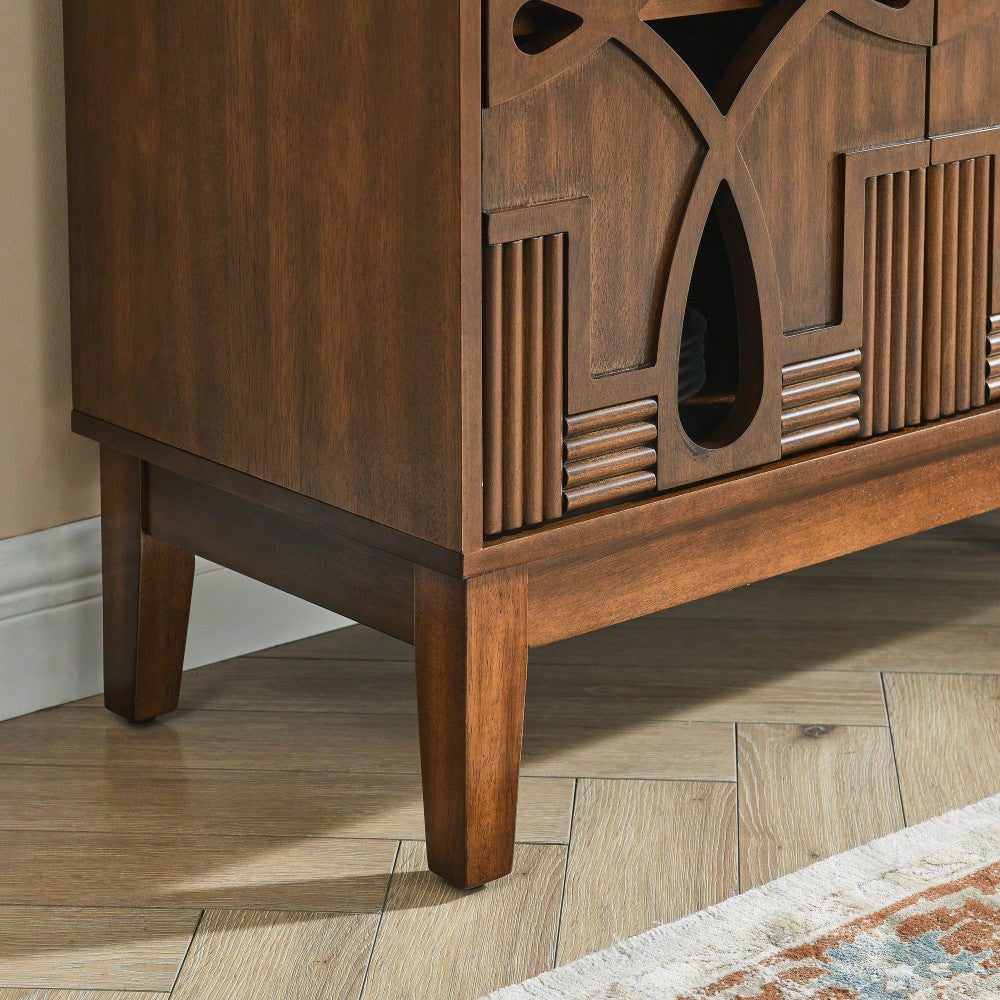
<box><xmin>780</xmin><ymin>351</ymin><xmax>862</xmax><ymax>456</ymax></box>
<box><xmin>861</xmin><ymin>157</ymin><xmax>991</xmax><ymax>437</ymax></box>
<box><xmin>563</xmin><ymin>400</ymin><xmax>658</xmax><ymax>514</ymax></box>
<box><xmin>484</xmin><ymin>234</ymin><xmax>566</xmax><ymax>537</ymax></box>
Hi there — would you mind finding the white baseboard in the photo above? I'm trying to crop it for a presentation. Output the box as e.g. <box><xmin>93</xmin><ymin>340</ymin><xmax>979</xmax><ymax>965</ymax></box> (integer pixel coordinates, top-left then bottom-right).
<box><xmin>0</xmin><ymin>518</ymin><xmax>352</xmax><ymax>722</ymax></box>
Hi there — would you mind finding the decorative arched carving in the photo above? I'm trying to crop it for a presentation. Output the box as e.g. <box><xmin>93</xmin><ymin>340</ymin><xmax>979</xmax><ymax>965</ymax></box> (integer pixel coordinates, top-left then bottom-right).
<box><xmin>481</xmin><ymin>0</ymin><xmax>994</xmax><ymax>533</ymax></box>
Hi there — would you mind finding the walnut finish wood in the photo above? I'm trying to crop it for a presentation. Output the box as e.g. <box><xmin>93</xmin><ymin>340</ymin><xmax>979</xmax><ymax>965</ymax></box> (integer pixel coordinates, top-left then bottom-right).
<box><xmin>414</xmin><ymin>567</ymin><xmax>528</xmax><ymax>888</ymax></box>
<box><xmin>929</xmin><ymin>7</ymin><xmax>1000</xmax><ymax>137</ymax></box>
<box><xmin>145</xmin><ymin>467</ymin><xmax>414</xmax><ymax>644</ymax></box>
<box><xmin>526</xmin><ymin>410</ymin><xmax>1000</xmax><ymax>646</ymax></box>
<box><xmin>66</xmin><ymin>0</ymin><xmax>1000</xmax><ymax>891</ymax></box>
<box><xmin>63</xmin><ymin>0</ymin><xmax>479</xmax><ymax>551</ymax></box>
<box><xmin>100</xmin><ymin>448</ymin><xmax>194</xmax><ymax>723</ymax></box>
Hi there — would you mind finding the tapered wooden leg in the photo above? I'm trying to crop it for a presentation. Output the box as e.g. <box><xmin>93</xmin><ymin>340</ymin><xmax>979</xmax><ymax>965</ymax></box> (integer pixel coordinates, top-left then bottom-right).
<box><xmin>414</xmin><ymin>565</ymin><xmax>528</xmax><ymax>888</ymax></box>
<box><xmin>100</xmin><ymin>446</ymin><xmax>195</xmax><ymax>722</ymax></box>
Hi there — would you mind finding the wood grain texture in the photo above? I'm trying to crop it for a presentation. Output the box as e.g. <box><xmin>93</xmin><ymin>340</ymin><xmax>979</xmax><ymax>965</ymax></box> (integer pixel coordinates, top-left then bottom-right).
<box><xmin>0</xmin><ymin>992</ymin><xmax>166</xmax><ymax>999</ymax></box>
<box><xmin>935</xmin><ymin>0</ymin><xmax>1000</xmax><ymax>44</ymax></box>
<box><xmin>860</xmin><ymin>156</ymin><xmax>988</xmax><ymax>438</ymax></box>
<box><xmin>486</xmin><ymin>231</ymin><xmax>568</xmax><ymax>534</ymax></box>
<box><xmin>144</xmin><ymin>466</ymin><xmax>414</xmax><ymax>643</ymax></box>
<box><xmin>476</xmin><ymin>405</ymin><xmax>1000</xmax><ymax>576</ymax></box>
<box><xmin>972</xmin><ymin>160</ymin><xmax>991</xmax><ymax>409</ymax></box>
<box><xmin>414</xmin><ymin>567</ymin><xmax>528</xmax><ymax>886</ymax></box>
<box><xmin>0</xmin><ymin>766</ymin><xmax>571</xmax><ymax>844</ymax></box>
<box><xmin>0</xmin><ymin>908</ymin><xmax>198</xmax><ymax>992</ymax></box>
<box><xmin>64</xmin><ymin>0</ymin><xmax>477</xmax><ymax>549</ymax></box>
<box><xmin>780</xmin><ymin>352</ymin><xmax>861</xmax><ymax>456</ymax></box>
<box><xmin>929</xmin><ymin>11</ymin><xmax>1000</xmax><ymax>135</ymax></box>
<box><xmin>527</xmin><ymin>665</ymin><xmax>887</xmax><ymax>726</ymax></box>
<box><xmin>0</xmin><ymin>829</ymin><xmax>394</xmax><ymax>913</ymax></box>
<box><xmin>989</xmin><ymin>315</ymin><xmax>1000</xmax><ymax>404</ymax></box>
<box><xmin>522</xmin><ymin>718</ymin><xmax>735</xmax><ymax>781</ymax></box>
<box><xmin>741</xmin><ymin>15</ymin><xmax>926</xmax><ymax>336</ymax></box>
<box><xmin>543</xmin><ymin>234</ymin><xmax>566</xmax><ymax>522</ymax></box>
<box><xmin>170</xmin><ymin>911</ymin><xmax>378</xmax><ymax>1000</ymax></box>
<box><xmin>503</xmin><ymin>241</ymin><xmax>526</xmax><ymax>533</ymax></box>
<box><xmin>100</xmin><ymin>448</ymin><xmax>194</xmax><ymax>723</ymax></box>
<box><xmin>538</xmin><ymin>615</ymin><xmax>1000</xmax><ymax>676</ymax></box>
<box><xmin>905</xmin><ymin>165</ymin><xmax>927</xmax><ymax>427</ymax></box>
<box><xmin>889</xmin><ymin>170</ymin><xmax>909</xmax><ymax>429</ymax></box>
<box><xmin>884</xmin><ymin>673</ymin><xmax>1000</xmax><ymax>824</ymax></box>
<box><xmin>737</xmin><ymin>723</ymin><xmax>904</xmax><ymax>889</ymax></box>
<box><xmin>860</xmin><ymin>175</ymin><xmax>877</xmax><ymax>436</ymax></box>
<box><xmin>527</xmin><ymin>412</ymin><xmax>1000</xmax><ymax>644</ymax></box>
<box><xmin>922</xmin><ymin>164</ymin><xmax>945</xmax><ymax>421</ymax></box>
<box><xmin>361</xmin><ymin>842</ymin><xmax>564</xmax><ymax>1000</ymax></box>
<box><xmin>955</xmin><ymin>158</ymin><xmax>976</xmax><ymax>412</ymax></box>
<box><xmin>638</xmin><ymin>0</ymin><xmax>768</xmax><ymax>17</ymax></box>
<box><xmin>940</xmin><ymin>162</ymin><xmax>960</xmax><ymax>415</ymax></box>
<box><xmin>563</xmin><ymin>471</ymin><xmax>658</xmax><ymax>513</ymax></box>
<box><xmin>630</xmin><ymin>573</ymin><xmax>1000</xmax><ymax>629</ymax></box>
<box><xmin>484</xmin><ymin>41</ymin><xmax>701</xmax><ymax>390</ymax></box>
<box><xmin>484</xmin><ymin>243</ymin><xmax>505</xmax><ymax>537</ymax></box>
<box><xmin>73</xmin><ymin>413</ymin><xmax>462</xmax><ymax>575</ymax></box>
<box><xmin>557</xmin><ymin>780</ymin><xmax>737</xmax><ymax>964</ymax></box>
<box><xmin>0</xmin><ymin>703</ymin><xmax>734</xmax><ymax>782</ymax></box>
<box><xmin>164</xmin><ymin>651</ymin><xmax>888</xmax><ymax>726</ymax></box>
<box><xmin>525</xmin><ymin>238</ymin><xmax>546</xmax><ymax>527</ymax></box>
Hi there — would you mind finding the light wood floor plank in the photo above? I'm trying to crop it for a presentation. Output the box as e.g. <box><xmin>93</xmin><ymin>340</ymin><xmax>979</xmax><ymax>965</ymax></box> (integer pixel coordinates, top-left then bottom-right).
<box><xmin>556</xmin><ymin>780</ymin><xmax>737</xmax><ymax>965</ymax></box>
<box><xmin>737</xmin><ymin>723</ymin><xmax>904</xmax><ymax>889</ymax></box>
<box><xmin>0</xmin><ymin>767</ymin><xmax>572</xmax><ymax>844</ymax></box>
<box><xmin>530</xmin><ymin>666</ymin><xmax>887</xmax><ymax>726</ymax></box>
<box><xmin>524</xmin><ymin>719</ymin><xmax>735</xmax><ymax>781</ymax></box>
<box><xmin>113</xmin><ymin>657</ymin><xmax>888</xmax><ymax>726</ymax></box>
<box><xmin>0</xmin><ymin>907</ymin><xmax>198</xmax><ymax>992</ymax></box>
<box><xmin>0</xmin><ymin>991</ymin><xmax>167</xmax><ymax>999</ymax></box>
<box><xmin>792</xmin><ymin>534</ymin><xmax>1000</xmax><ymax>582</ymax></box>
<box><xmin>0</xmin><ymin>831</ymin><xmax>394</xmax><ymax>913</ymax></box>
<box><xmin>9</xmin><ymin>707</ymin><xmax>733</xmax><ymax>782</ymax></box>
<box><xmin>884</xmin><ymin>673</ymin><xmax>1000</xmax><ymax>823</ymax></box>
<box><xmin>654</xmin><ymin>575</ymin><xmax>999</xmax><ymax>628</ymax></box>
<box><xmin>361</xmin><ymin>842</ymin><xmax>565</xmax><ymax>1000</ymax></box>
<box><xmin>76</xmin><ymin>658</ymin><xmax>416</xmax><ymax>713</ymax></box>
<box><xmin>170</xmin><ymin>911</ymin><xmax>378</xmax><ymax>1000</ymax></box>
<box><xmin>531</xmin><ymin>616</ymin><xmax>1000</xmax><ymax>675</ymax></box>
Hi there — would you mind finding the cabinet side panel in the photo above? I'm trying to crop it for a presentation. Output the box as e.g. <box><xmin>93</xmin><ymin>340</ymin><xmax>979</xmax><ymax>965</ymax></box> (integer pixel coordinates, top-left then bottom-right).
<box><xmin>64</xmin><ymin>0</ymin><xmax>469</xmax><ymax>549</ymax></box>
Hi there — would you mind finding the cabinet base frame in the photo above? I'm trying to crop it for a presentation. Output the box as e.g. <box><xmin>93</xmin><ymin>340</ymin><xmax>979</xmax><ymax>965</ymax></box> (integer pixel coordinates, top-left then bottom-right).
<box><xmin>83</xmin><ymin>407</ymin><xmax>1000</xmax><ymax>886</ymax></box>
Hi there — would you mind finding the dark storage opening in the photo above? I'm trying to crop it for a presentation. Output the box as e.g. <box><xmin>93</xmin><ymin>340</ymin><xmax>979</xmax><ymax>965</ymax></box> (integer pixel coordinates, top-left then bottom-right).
<box><xmin>678</xmin><ymin>183</ymin><xmax>764</xmax><ymax>448</ymax></box>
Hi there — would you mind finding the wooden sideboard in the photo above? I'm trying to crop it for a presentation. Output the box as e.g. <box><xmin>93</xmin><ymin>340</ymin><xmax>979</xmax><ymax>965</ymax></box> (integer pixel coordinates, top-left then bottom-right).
<box><xmin>64</xmin><ymin>0</ymin><xmax>1000</xmax><ymax>887</ymax></box>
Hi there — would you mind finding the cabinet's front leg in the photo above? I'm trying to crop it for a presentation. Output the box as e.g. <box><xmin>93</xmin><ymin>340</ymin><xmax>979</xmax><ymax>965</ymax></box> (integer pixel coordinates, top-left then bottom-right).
<box><xmin>414</xmin><ymin>565</ymin><xmax>528</xmax><ymax>888</ymax></box>
<box><xmin>100</xmin><ymin>446</ymin><xmax>195</xmax><ymax>723</ymax></box>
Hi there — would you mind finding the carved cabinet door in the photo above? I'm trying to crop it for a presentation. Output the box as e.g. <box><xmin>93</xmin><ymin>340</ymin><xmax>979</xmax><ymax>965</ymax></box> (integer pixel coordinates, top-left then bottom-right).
<box><xmin>480</xmin><ymin>0</ymin><xmax>1000</xmax><ymax>538</ymax></box>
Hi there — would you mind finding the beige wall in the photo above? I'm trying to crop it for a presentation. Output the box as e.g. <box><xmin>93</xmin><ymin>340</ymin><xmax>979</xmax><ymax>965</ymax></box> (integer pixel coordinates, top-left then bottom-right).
<box><xmin>0</xmin><ymin>0</ymin><xmax>99</xmax><ymax>541</ymax></box>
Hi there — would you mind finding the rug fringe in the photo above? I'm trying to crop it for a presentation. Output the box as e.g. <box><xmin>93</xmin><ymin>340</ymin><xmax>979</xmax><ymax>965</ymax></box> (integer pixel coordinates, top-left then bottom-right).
<box><xmin>483</xmin><ymin>793</ymin><xmax>1000</xmax><ymax>1000</ymax></box>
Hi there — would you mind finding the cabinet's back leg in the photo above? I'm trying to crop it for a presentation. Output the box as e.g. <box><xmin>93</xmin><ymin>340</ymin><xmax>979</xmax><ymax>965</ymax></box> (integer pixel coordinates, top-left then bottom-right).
<box><xmin>100</xmin><ymin>446</ymin><xmax>195</xmax><ymax>722</ymax></box>
<box><xmin>414</xmin><ymin>565</ymin><xmax>528</xmax><ymax>888</ymax></box>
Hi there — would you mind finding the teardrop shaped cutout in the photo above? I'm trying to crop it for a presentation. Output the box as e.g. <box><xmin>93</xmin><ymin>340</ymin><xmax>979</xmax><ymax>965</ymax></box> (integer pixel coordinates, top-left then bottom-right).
<box><xmin>513</xmin><ymin>1</ymin><xmax>584</xmax><ymax>55</ymax></box>
<box><xmin>678</xmin><ymin>182</ymin><xmax>764</xmax><ymax>449</ymax></box>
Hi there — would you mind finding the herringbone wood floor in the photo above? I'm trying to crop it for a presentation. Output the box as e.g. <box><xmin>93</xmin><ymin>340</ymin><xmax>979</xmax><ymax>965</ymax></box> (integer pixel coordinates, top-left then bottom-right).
<box><xmin>1</xmin><ymin>511</ymin><xmax>999</xmax><ymax>998</ymax></box>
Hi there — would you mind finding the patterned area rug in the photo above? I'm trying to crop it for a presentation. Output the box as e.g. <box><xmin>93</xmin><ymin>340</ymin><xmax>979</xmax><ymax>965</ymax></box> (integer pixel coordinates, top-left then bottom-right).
<box><xmin>484</xmin><ymin>795</ymin><xmax>1000</xmax><ymax>999</ymax></box>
